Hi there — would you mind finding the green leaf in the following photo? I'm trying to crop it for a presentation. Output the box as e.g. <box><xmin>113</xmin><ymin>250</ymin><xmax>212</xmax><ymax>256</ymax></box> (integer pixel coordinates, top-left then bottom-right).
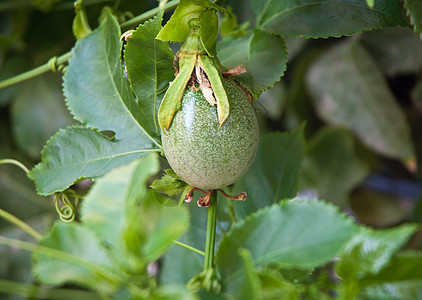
<box><xmin>151</xmin><ymin>169</ymin><xmax>190</xmax><ymax>197</ymax></box>
<box><xmin>300</xmin><ymin>128</ymin><xmax>369</xmax><ymax>207</ymax></box>
<box><xmin>159</xmin><ymin>196</ymin><xmax>233</xmax><ymax>285</ymax></box>
<box><xmin>336</xmin><ymin>224</ymin><xmax>418</xmax><ymax>281</ymax></box>
<box><xmin>217</xmin><ymin>29</ymin><xmax>287</xmax><ymax>99</ymax></box>
<box><xmin>33</xmin><ymin>222</ymin><xmax>119</xmax><ymax>293</ymax></box>
<box><xmin>125</xmin><ymin>12</ymin><xmax>174</xmax><ymax>141</ymax></box>
<box><xmin>306</xmin><ymin>40</ymin><xmax>415</xmax><ymax>167</ymax></box>
<box><xmin>412</xmin><ymin>77</ymin><xmax>422</xmax><ymax>113</ymax></box>
<box><xmin>232</xmin><ymin>125</ymin><xmax>305</xmax><ymax>219</ymax></box>
<box><xmin>217</xmin><ymin>199</ymin><xmax>358</xmax><ymax>290</ymax></box>
<box><xmin>198</xmin><ymin>10</ymin><xmax>218</xmax><ymax>57</ymax></box>
<box><xmin>360</xmin><ymin>28</ymin><xmax>422</xmax><ymax>76</ymax></box>
<box><xmin>366</xmin><ymin>0</ymin><xmax>375</xmax><ymax>8</ymax></box>
<box><xmin>151</xmin><ymin>284</ymin><xmax>198</xmax><ymax>300</ymax></box>
<box><xmin>72</xmin><ymin>0</ymin><xmax>92</xmax><ymax>40</ymax></box>
<box><xmin>160</xmin><ymin>242</ymin><xmax>204</xmax><ymax>285</ymax></box>
<box><xmin>251</xmin><ymin>0</ymin><xmax>408</xmax><ymax>38</ymax></box>
<box><xmin>233</xmin><ymin>249</ymin><xmax>263</xmax><ymax>300</ymax></box>
<box><xmin>258</xmin><ymin>269</ymin><xmax>303</xmax><ymax>299</ymax></box>
<box><xmin>0</xmin><ymin>278</ymin><xmax>101</xmax><ymax>300</ymax></box>
<box><xmin>81</xmin><ymin>155</ymin><xmax>157</xmax><ymax>255</ymax></box>
<box><xmin>28</xmin><ymin>126</ymin><xmax>158</xmax><ymax>195</ymax></box>
<box><xmin>159</xmin><ymin>204</ymin><xmax>208</xmax><ymax>285</ymax></box>
<box><xmin>0</xmin><ymin>56</ymin><xmax>28</xmax><ymax>108</ymax></box>
<box><xmin>360</xmin><ymin>252</ymin><xmax>422</xmax><ymax>299</ymax></box>
<box><xmin>11</xmin><ymin>74</ymin><xmax>74</xmax><ymax>159</ymax></box>
<box><xmin>29</xmin><ymin>13</ymin><xmax>161</xmax><ymax>195</ymax></box>
<box><xmin>125</xmin><ymin>190</ymin><xmax>190</xmax><ymax>264</ymax></box>
<box><xmin>403</xmin><ymin>0</ymin><xmax>422</xmax><ymax>39</ymax></box>
<box><xmin>219</xmin><ymin>6</ymin><xmax>239</xmax><ymax>38</ymax></box>
<box><xmin>157</xmin><ymin>0</ymin><xmax>220</xmax><ymax>54</ymax></box>
<box><xmin>64</xmin><ymin>13</ymin><xmax>156</xmax><ymax>143</ymax></box>
<box><xmin>81</xmin><ymin>154</ymin><xmax>189</xmax><ymax>266</ymax></box>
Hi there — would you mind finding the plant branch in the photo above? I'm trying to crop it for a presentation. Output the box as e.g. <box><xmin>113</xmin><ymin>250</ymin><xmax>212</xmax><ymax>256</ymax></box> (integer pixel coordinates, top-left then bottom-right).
<box><xmin>172</xmin><ymin>240</ymin><xmax>205</xmax><ymax>256</ymax></box>
<box><xmin>0</xmin><ymin>159</ymin><xmax>30</xmax><ymax>173</ymax></box>
<box><xmin>0</xmin><ymin>52</ymin><xmax>72</xmax><ymax>90</ymax></box>
<box><xmin>203</xmin><ymin>191</ymin><xmax>217</xmax><ymax>270</ymax></box>
<box><xmin>0</xmin><ymin>208</ymin><xmax>43</xmax><ymax>241</ymax></box>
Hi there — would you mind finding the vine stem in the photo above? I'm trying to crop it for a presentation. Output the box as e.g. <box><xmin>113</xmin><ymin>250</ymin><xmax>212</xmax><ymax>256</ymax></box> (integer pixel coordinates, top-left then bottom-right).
<box><xmin>203</xmin><ymin>191</ymin><xmax>217</xmax><ymax>270</ymax></box>
<box><xmin>0</xmin><ymin>52</ymin><xmax>72</xmax><ymax>90</ymax></box>
<box><xmin>0</xmin><ymin>159</ymin><xmax>29</xmax><ymax>173</ymax></box>
<box><xmin>0</xmin><ymin>0</ymin><xmax>180</xmax><ymax>91</ymax></box>
<box><xmin>0</xmin><ymin>208</ymin><xmax>42</xmax><ymax>241</ymax></box>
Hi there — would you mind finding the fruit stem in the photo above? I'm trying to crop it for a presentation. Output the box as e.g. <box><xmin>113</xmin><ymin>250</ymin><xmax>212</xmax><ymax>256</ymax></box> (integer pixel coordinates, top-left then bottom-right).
<box><xmin>203</xmin><ymin>190</ymin><xmax>217</xmax><ymax>271</ymax></box>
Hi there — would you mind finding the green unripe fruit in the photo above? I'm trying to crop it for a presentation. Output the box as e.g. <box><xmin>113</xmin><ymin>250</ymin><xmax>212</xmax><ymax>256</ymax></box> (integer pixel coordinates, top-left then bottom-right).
<box><xmin>162</xmin><ymin>79</ymin><xmax>259</xmax><ymax>189</ymax></box>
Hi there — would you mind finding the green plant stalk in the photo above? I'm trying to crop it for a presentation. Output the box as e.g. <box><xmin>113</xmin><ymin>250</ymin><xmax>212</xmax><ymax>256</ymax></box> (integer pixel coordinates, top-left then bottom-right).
<box><xmin>172</xmin><ymin>240</ymin><xmax>205</xmax><ymax>256</ymax></box>
<box><xmin>0</xmin><ymin>158</ymin><xmax>29</xmax><ymax>173</ymax></box>
<box><xmin>0</xmin><ymin>52</ymin><xmax>72</xmax><ymax>90</ymax></box>
<box><xmin>203</xmin><ymin>191</ymin><xmax>217</xmax><ymax>270</ymax></box>
<box><xmin>0</xmin><ymin>208</ymin><xmax>42</xmax><ymax>241</ymax></box>
<box><xmin>0</xmin><ymin>0</ymin><xmax>180</xmax><ymax>91</ymax></box>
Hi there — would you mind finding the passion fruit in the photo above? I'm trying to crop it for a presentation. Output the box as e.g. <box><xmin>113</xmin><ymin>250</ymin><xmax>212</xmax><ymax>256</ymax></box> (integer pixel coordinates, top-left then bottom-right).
<box><xmin>161</xmin><ymin>79</ymin><xmax>259</xmax><ymax>189</ymax></box>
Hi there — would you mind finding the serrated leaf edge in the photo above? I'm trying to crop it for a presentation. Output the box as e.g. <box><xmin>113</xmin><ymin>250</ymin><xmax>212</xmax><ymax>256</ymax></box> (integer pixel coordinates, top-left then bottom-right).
<box><xmin>28</xmin><ymin>125</ymin><xmax>159</xmax><ymax>196</ymax></box>
<box><xmin>256</xmin><ymin>2</ymin><xmax>409</xmax><ymax>39</ymax></box>
<box><xmin>217</xmin><ymin>198</ymin><xmax>357</xmax><ymax>284</ymax></box>
<box><xmin>403</xmin><ymin>0</ymin><xmax>422</xmax><ymax>39</ymax></box>
<box><xmin>231</xmin><ymin>30</ymin><xmax>288</xmax><ymax>99</ymax></box>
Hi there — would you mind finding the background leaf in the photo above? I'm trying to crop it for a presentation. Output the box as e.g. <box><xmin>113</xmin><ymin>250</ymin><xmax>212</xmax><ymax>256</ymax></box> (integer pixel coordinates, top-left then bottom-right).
<box><xmin>251</xmin><ymin>0</ymin><xmax>408</xmax><ymax>38</ymax></box>
<box><xmin>151</xmin><ymin>284</ymin><xmax>198</xmax><ymax>300</ymax></box>
<box><xmin>82</xmin><ymin>154</ymin><xmax>189</xmax><ymax>267</ymax></box>
<box><xmin>33</xmin><ymin>222</ymin><xmax>119</xmax><ymax>293</ymax></box>
<box><xmin>306</xmin><ymin>40</ymin><xmax>415</xmax><ymax>166</ymax></box>
<box><xmin>11</xmin><ymin>74</ymin><xmax>74</xmax><ymax>159</ymax></box>
<box><xmin>217</xmin><ymin>199</ymin><xmax>358</xmax><ymax>293</ymax></box>
<box><xmin>336</xmin><ymin>224</ymin><xmax>418</xmax><ymax>281</ymax></box>
<box><xmin>125</xmin><ymin>12</ymin><xmax>174</xmax><ymax>142</ymax></box>
<box><xmin>81</xmin><ymin>155</ymin><xmax>159</xmax><ymax>261</ymax></box>
<box><xmin>233</xmin><ymin>249</ymin><xmax>263</xmax><ymax>300</ymax></box>
<box><xmin>217</xmin><ymin>29</ymin><xmax>287</xmax><ymax>99</ymax></box>
<box><xmin>231</xmin><ymin>125</ymin><xmax>305</xmax><ymax>219</ymax></box>
<box><xmin>360</xmin><ymin>28</ymin><xmax>422</xmax><ymax>76</ymax></box>
<box><xmin>300</xmin><ymin>127</ymin><xmax>370</xmax><ymax>207</ymax></box>
<box><xmin>360</xmin><ymin>252</ymin><xmax>422</xmax><ymax>299</ymax></box>
<box><xmin>403</xmin><ymin>0</ymin><xmax>422</xmax><ymax>39</ymax></box>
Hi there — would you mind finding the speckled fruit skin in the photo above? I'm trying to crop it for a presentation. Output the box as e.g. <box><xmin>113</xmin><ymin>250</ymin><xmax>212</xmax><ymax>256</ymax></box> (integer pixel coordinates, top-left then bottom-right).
<box><xmin>161</xmin><ymin>79</ymin><xmax>259</xmax><ymax>189</ymax></box>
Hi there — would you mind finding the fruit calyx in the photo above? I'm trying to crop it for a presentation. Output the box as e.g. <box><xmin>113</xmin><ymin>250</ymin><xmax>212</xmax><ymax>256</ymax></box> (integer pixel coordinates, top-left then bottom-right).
<box><xmin>184</xmin><ymin>187</ymin><xmax>247</xmax><ymax>207</ymax></box>
<box><xmin>158</xmin><ymin>18</ymin><xmax>232</xmax><ymax>132</ymax></box>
